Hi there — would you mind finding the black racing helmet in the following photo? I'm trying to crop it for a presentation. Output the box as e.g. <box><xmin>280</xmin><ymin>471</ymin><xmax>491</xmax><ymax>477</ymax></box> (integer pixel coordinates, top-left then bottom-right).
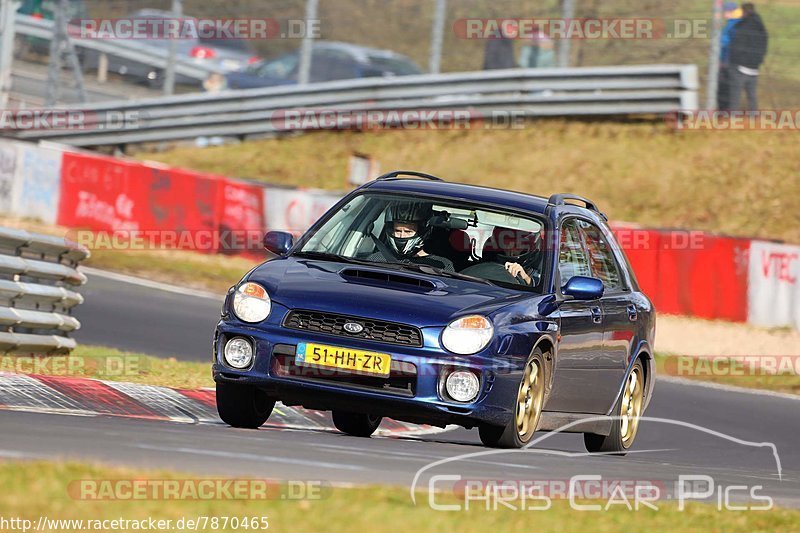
<box><xmin>384</xmin><ymin>201</ymin><xmax>434</xmax><ymax>257</ymax></box>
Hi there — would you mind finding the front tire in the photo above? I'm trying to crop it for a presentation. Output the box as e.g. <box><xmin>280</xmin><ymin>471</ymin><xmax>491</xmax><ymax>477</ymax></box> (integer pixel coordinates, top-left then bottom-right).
<box><xmin>331</xmin><ymin>410</ymin><xmax>382</xmax><ymax>437</ymax></box>
<box><xmin>584</xmin><ymin>359</ymin><xmax>645</xmax><ymax>455</ymax></box>
<box><xmin>216</xmin><ymin>382</ymin><xmax>275</xmax><ymax>429</ymax></box>
<box><xmin>479</xmin><ymin>348</ymin><xmax>546</xmax><ymax>448</ymax></box>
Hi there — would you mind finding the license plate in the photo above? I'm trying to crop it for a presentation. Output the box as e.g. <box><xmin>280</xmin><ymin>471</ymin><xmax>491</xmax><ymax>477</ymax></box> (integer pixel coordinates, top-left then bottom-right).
<box><xmin>295</xmin><ymin>342</ymin><xmax>391</xmax><ymax>376</ymax></box>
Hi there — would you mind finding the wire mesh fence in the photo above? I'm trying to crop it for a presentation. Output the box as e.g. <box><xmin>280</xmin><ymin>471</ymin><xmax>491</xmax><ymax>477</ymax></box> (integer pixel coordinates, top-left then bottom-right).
<box><xmin>9</xmin><ymin>0</ymin><xmax>800</xmax><ymax>108</ymax></box>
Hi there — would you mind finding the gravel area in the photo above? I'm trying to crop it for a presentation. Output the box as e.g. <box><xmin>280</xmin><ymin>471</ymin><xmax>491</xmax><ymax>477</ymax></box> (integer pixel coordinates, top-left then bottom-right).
<box><xmin>656</xmin><ymin>315</ymin><xmax>800</xmax><ymax>356</ymax></box>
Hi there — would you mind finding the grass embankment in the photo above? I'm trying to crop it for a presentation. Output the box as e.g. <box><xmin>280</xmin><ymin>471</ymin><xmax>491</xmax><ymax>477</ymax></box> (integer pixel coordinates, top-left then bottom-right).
<box><xmin>0</xmin><ymin>344</ymin><xmax>213</xmax><ymax>389</ymax></box>
<box><xmin>1</xmin><ymin>461</ymin><xmax>798</xmax><ymax>532</ymax></box>
<box><xmin>655</xmin><ymin>353</ymin><xmax>800</xmax><ymax>395</ymax></box>
<box><xmin>140</xmin><ymin>122</ymin><xmax>800</xmax><ymax>244</ymax></box>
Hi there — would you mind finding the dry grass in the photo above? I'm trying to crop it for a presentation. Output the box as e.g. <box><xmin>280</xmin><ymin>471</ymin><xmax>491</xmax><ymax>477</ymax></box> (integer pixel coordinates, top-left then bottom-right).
<box><xmin>141</xmin><ymin>121</ymin><xmax>800</xmax><ymax>243</ymax></box>
<box><xmin>3</xmin><ymin>460</ymin><xmax>800</xmax><ymax>532</ymax></box>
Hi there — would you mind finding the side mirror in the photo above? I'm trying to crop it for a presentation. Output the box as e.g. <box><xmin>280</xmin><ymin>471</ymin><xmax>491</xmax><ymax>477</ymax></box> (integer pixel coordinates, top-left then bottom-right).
<box><xmin>562</xmin><ymin>276</ymin><xmax>604</xmax><ymax>301</ymax></box>
<box><xmin>263</xmin><ymin>231</ymin><xmax>294</xmax><ymax>256</ymax></box>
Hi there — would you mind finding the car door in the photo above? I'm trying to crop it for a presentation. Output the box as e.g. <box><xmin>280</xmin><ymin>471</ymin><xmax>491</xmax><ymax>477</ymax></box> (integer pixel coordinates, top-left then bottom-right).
<box><xmin>579</xmin><ymin>220</ymin><xmax>633</xmax><ymax>401</ymax></box>
<box><xmin>545</xmin><ymin>218</ymin><xmax>607</xmax><ymax>413</ymax></box>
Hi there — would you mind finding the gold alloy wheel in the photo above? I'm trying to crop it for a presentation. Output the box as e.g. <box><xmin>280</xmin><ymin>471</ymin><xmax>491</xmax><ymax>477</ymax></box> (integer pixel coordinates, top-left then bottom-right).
<box><xmin>515</xmin><ymin>358</ymin><xmax>545</xmax><ymax>442</ymax></box>
<box><xmin>620</xmin><ymin>365</ymin><xmax>644</xmax><ymax>447</ymax></box>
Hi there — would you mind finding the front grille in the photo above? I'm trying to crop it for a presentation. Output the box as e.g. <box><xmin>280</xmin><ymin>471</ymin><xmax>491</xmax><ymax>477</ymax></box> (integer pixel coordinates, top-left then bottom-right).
<box><xmin>283</xmin><ymin>309</ymin><xmax>423</xmax><ymax>347</ymax></box>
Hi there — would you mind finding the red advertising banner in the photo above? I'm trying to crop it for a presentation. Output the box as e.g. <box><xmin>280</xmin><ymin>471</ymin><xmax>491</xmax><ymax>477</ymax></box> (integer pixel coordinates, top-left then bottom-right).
<box><xmin>58</xmin><ymin>151</ymin><xmax>149</xmax><ymax>232</ymax></box>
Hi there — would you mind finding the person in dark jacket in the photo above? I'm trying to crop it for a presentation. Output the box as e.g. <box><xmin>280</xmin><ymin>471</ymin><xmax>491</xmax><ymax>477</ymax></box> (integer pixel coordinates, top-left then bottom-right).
<box><xmin>482</xmin><ymin>21</ymin><xmax>516</xmax><ymax>70</ymax></box>
<box><xmin>728</xmin><ymin>3</ymin><xmax>768</xmax><ymax>110</ymax></box>
<box><xmin>717</xmin><ymin>2</ymin><xmax>742</xmax><ymax>110</ymax></box>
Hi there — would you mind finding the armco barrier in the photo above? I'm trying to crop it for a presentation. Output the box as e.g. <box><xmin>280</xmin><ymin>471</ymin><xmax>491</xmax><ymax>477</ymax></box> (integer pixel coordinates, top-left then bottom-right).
<box><xmin>0</xmin><ymin>228</ymin><xmax>88</xmax><ymax>354</ymax></box>
<box><xmin>748</xmin><ymin>240</ymin><xmax>800</xmax><ymax>330</ymax></box>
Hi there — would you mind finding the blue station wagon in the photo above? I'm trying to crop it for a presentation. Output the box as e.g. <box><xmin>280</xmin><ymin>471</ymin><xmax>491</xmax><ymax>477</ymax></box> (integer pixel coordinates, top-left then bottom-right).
<box><xmin>213</xmin><ymin>171</ymin><xmax>656</xmax><ymax>451</ymax></box>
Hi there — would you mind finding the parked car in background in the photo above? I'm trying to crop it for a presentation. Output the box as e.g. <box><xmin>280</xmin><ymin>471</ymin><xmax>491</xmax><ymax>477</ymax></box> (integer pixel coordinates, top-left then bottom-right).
<box><xmin>82</xmin><ymin>9</ymin><xmax>260</xmax><ymax>88</ymax></box>
<box><xmin>16</xmin><ymin>0</ymin><xmax>88</xmax><ymax>58</ymax></box>
<box><xmin>221</xmin><ymin>41</ymin><xmax>422</xmax><ymax>90</ymax></box>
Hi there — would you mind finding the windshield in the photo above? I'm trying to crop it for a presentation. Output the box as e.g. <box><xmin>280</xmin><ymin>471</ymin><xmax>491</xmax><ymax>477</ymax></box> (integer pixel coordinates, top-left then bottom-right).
<box><xmin>295</xmin><ymin>192</ymin><xmax>547</xmax><ymax>292</ymax></box>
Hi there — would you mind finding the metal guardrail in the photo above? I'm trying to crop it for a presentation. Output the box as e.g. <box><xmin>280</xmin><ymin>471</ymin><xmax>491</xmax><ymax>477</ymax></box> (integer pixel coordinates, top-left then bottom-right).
<box><xmin>15</xmin><ymin>13</ymin><xmax>218</xmax><ymax>81</ymax></box>
<box><xmin>0</xmin><ymin>227</ymin><xmax>89</xmax><ymax>354</ymax></box>
<box><xmin>15</xmin><ymin>63</ymin><xmax>699</xmax><ymax>147</ymax></box>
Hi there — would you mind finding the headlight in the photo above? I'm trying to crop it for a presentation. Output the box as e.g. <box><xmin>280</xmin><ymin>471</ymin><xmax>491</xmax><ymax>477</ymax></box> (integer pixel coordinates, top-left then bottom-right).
<box><xmin>223</xmin><ymin>337</ymin><xmax>253</xmax><ymax>368</ymax></box>
<box><xmin>232</xmin><ymin>282</ymin><xmax>271</xmax><ymax>323</ymax></box>
<box><xmin>445</xmin><ymin>370</ymin><xmax>481</xmax><ymax>403</ymax></box>
<box><xmin>441</xmin><ymin>315</ymin><xmax>494</xmax><ymax>355</ymax></box>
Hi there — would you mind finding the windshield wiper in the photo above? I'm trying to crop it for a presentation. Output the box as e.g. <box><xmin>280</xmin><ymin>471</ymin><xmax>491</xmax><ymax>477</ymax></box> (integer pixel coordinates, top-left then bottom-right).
<box><xmin>396</xmin><ymin>262</ymin><xmax>496</xmax><ymax>286</ymax></box>
<box><xmin>293</xmin><ymin>250</ymin><xmax>393</xmax><ymax>268</ymax></box>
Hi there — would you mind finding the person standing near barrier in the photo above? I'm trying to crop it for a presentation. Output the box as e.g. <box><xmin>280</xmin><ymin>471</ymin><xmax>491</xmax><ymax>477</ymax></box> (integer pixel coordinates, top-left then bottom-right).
<box><xmin>717</xmin><ymin>2</ymin><xmax>743</xmax><ymax>110</ymax></box>
<box><xmin>728</xmin><ymin>3</ymin><xmax>768</xmax><ymax>111</ymax></box>
<box><xmin>483</xmin><ymin>21</ymin><xmax>516</xmax><ymax>70</ymax></box>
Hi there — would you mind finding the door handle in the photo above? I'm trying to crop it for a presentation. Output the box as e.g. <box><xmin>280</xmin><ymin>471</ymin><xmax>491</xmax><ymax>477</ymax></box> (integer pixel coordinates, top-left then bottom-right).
<box><xmin>626</xmin><ymin>304</ymin><xmax>638</xmax><ymax>322</ymax></box>
<box><xmin>591</xmin><ymin>306</ymin><xmax>602</xmax><ymax>324</ymax></box>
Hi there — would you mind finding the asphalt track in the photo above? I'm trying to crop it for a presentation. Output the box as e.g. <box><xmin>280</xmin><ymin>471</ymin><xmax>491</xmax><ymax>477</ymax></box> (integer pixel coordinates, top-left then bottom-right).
<box><xmin>9</xmin><ymin>270</ymin><xmax>800</xmax><ymax>508</ymax></box>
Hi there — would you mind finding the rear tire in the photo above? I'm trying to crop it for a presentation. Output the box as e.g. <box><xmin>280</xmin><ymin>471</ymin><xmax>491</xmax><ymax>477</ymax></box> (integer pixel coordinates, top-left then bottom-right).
<box><xmin>331</xmin><ymin>410</ymin><xmax>382</xmax><ymax>438</ymax></box>
<box><xmin>216</xmin><ymin>382</ymin><xmax>275</xmax><ymax>429</ymax></box>
<box><xmin>479</xmin><ymin>348</ymin><xmax>546</xmax><ymax>448</ymax></box>
<box><xmin>584</xmin><ymin>359</ymin><xmax>645</xmax><ymax>455</ymax></box>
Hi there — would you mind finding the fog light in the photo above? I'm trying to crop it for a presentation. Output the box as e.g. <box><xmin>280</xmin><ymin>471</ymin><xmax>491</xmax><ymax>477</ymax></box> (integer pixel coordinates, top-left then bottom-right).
<box><xmin>445</xmin><ymin>370</ymin><xmax>480</xmax><ymax>403</ymax></box>
<box><xmin>223</xmin><ymin>337</ymin><xmax>253</xmax><ymax>369</ymax></box>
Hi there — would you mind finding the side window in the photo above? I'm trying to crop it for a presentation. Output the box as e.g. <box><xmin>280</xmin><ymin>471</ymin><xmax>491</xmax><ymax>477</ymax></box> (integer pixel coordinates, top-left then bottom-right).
<box><xmin>558</xmin><ymin>219</ymin><xmax>592</xmax><ymax>288</ymax></box>
<box><xmin>578</xmin><ymin>221</ymin><xmax>624</xmax><ymax>291</ymax></box>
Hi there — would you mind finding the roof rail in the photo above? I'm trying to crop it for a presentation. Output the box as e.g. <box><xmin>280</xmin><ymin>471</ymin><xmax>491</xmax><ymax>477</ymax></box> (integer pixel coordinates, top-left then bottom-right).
<box><xmin>375</xmin><ymin>170</ymin><xmax>444</xmax><ymax>182</ymax></box>
<box><xmin>548</xmin><ymin>193</ymin><xmax>608</xmax><ymax>220</ymax></box>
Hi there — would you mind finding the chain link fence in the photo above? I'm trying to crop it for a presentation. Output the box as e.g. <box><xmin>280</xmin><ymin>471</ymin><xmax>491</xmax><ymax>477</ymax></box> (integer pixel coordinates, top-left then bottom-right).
<box><xmin>9</xmin><ymin>0</ymin><xmax>800</xmax><ymax>108</ymax></box>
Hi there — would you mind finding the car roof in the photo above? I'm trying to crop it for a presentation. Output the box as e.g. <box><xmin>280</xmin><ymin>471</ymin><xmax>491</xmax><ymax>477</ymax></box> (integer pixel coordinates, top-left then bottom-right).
<box><xmin>363</xmin><ymin>178</ymin><xmax>551</xmax><ymax>216</ymax></box>
<box><xmin>313</xmin><ymin>41</ymin><xmax>414</xmax><ymax>62</ymax></box>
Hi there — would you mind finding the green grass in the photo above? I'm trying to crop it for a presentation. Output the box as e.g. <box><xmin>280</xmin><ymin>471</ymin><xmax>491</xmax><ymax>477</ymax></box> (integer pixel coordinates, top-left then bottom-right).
<box><xmin>0</xmin><ymin>345</ymin><xmax>213</xmax><ymax>389</ymax></box>
<box><xmin>1</xmin><ymin>460</ymin><xmax>799</xmax><ymax>532</ymax></box>
<box><xmin>140</xmin><ymin>121</ymin><xmax>800</xmax><ymax>244</ymax></box>
<box><xmin>655</xmin><ymin>353</ymin><xmax>800</xmax><ymax>395</ymax></box>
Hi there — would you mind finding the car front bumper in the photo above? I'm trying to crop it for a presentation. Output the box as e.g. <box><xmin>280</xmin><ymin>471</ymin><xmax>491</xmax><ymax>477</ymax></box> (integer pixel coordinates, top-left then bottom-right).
<box><xmin>212</xmin><ymin>308</ymin><xmax>525</xmax><ymax>429</ymax></box>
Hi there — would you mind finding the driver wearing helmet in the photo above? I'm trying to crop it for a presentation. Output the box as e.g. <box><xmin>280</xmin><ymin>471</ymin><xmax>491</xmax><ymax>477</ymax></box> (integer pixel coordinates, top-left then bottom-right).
<box><xmin>368</xmin><ymin>202</ymin><xmax>455</xmax><ymax>272</ymax></box>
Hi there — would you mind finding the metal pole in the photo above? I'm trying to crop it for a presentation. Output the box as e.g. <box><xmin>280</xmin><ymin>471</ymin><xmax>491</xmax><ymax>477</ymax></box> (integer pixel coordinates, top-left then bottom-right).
<box><xmin>429</xmin><ymin>0</ymin><xmax>446</xmax><ymax>74</ymax></box>
<box><xmin>297</xmin><ymin>0</ymin><xmax>318</xmax><ymax>85</ymax></box>
<box><xmin>44</xmin><ymin>0</ymin><xmax>66</xmax><ymax>106</ymax></box>
<box><xmin>164</xmin><ymin>0</ymin><xmax>182</xmax><ymax>96</ymax></box>
<box><xmin>557</xmin><ymin>0</ymin><xmax>575</xmax><ymax>68</ymax></box>
<box><xmin>61</xmin><ymin>0</ymin><xmax>87</xmax><ymax>104</ymax></box>
<box><xmin>706</xmin><ymin>0</ymin><xmax>724</xmax><ymax>110</ymax></box>
<box><xmin>0</xmin><ymin>0</ymin><xmax>20</xmax><ymax>108</ymax></box>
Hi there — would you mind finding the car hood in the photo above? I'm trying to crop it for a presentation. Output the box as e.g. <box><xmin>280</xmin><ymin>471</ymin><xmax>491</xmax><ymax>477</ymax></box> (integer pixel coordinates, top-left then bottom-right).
<box><xmin>247</xmin><ymin>257</ymin><xmax>536</xmax><ymax>327</ymax></box>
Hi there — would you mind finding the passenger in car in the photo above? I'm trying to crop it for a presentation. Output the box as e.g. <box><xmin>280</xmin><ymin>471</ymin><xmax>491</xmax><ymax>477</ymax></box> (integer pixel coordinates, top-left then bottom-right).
<box><xmin>367</xmin><ymin>202</ymin><xmax>456</xmax><ymax>272</ymax></box>
<box><xmin>482</xmin><ymin>227</ymin><xmax>543</xmax><ymax>286</ymax></box>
